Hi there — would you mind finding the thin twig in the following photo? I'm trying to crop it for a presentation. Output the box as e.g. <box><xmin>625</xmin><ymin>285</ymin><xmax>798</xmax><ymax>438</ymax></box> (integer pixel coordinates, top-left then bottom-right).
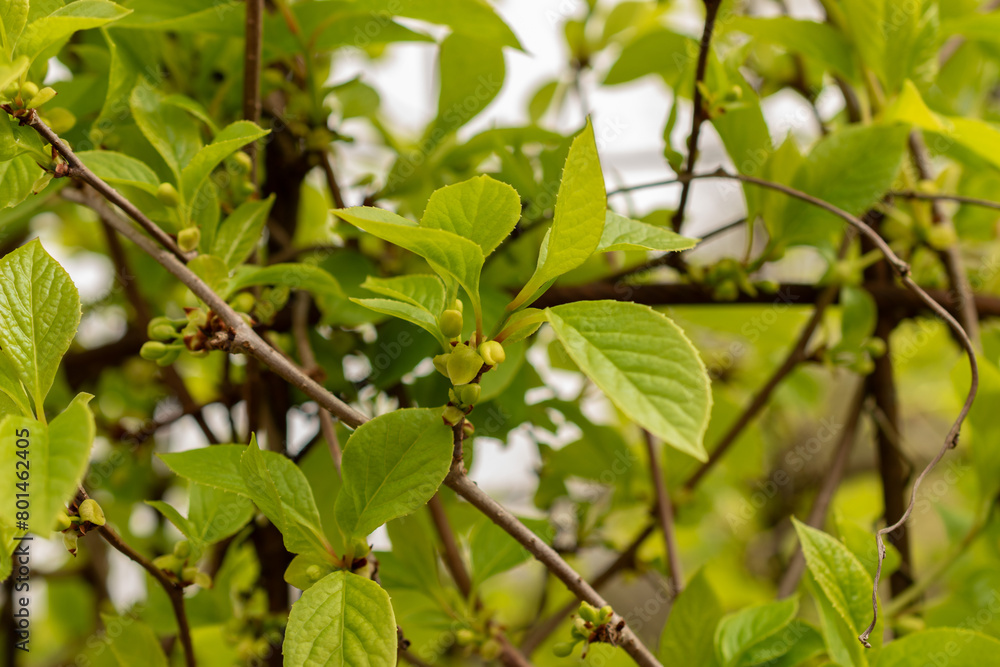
<box><xmin>643</xmin><ymin>431</ymin><xmax>683</xmax><ymax>593</ymax></box>
<box><xmin>77</xmin><ymin>489</ymin><xmax>195</xmax><ymax>666</ymax></box>
<box><xmin>890</xmin><ymin>189</ymin><xmax>1000</xmax><ymax>212</ymax></box>
<box><xmin>20</xmin><ymin>110</ymin><xmax>191</xmax><ymax>262</ymax></box>
<box><xmin>292</xmin><ymin>293</ymin><xmax>342</xmax><ymax>472</ymax></box>
<box><xmin>670</xmin><ymin>0</ymin><xmax>723</xmax><ymax>232</ymax></box>
<box><xmin>777</xmin><ymin>382</ymin><xmax>866</xmax><ymax>597</ymax></box>
<box><xmin>427</xmin><ymin>494</ymin><xmax>473</xmax><ymax>596</ymax></box>
<box><xmin>243</xmin><ymin>0</ymin><xmax>264</xmax><ymax>183</ymax></box>
<box><xmin>322</xmin><ymin>151</ymin><xmax>347</xmax><ymax>209</ymax></box>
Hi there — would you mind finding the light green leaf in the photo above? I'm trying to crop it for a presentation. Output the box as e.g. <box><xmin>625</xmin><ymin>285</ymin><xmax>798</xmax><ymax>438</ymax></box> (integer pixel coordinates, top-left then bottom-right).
<box><xmin>240</xmin><ymin>438</ymin><xmax>331</xmax><ymax>557</ymax></box>
<box><xmin>0</xmin><ymin>55</ymin><xmax>27</xmax><ymax>93</ymax></box>
<box><xmin>335</xmin><ymin>408</ymin><xmax>453</xmax><ymax>539</ymax></box>
<box><xmin>0</xmin><ymin>239</ymin><xmax>81</xmax><ymax>411</ymax></box>
<box><xmin>840</xmin><ymin>0</ymin><xmax>885</xmax><ymax>83</ymax></box>
<box><xmin>510</xmin><ymin>120</ymin><xmax>606</xmax><ymax>309</ymax></box>
<box><xmin>878</xmin><ymin>629</ymin><xmax>1000</xmax><ymax>667</ymax></box>
<box><xmin>359</xmin><ymin>0</ymin><xmax>520</xmax><ymax>49</ymax></box>
<box><xmin>228</xmin><ymin>263</ymin><xmax>345</xmax><ymax>317</ymax></box>
<box><xmin>604</xmin><ymin>28</ymin><xmax>696</xmax><ymax>87</ymax></box>
<box><xmin>210</xmin><ymin>195</ymin><xmax>274</xmax><ymax>270</ymax></box>
<box><xmin>598</xmin><ymin>211</ymin><xmax>698</xmax><ymax>253</ymax></box>
<box><xmin>881</xmin><ymin>0</ymin><xmax>938</xmax><ymax>93</ymax></box>
<box><xmin>468</xmin><ymin>520</ymin><xmax>530</xmax><ymax>587</ymax></box>
<box><xmin>545</xmin><ymin>301</ymin><xmax>712</xmax><ymax>461</ymax></box>
<box><xmin>187</xmin><ymin>254</ymin><xmax>230</xmax><ymax>297</ymax></box>
<box><xmin>0</xmin><ymin>153</ymin><xmax>44</xmax><ymax>209</ymax></box>
<box><xmin>115</xmin><ymin>0</ymin><xmax>243</xmax><ymax>33</ymax></box>
<box><xmin>714</xmin><ymin>597</ymin><xmax>798</xmax><ymax>667</ymax></box>
<box><xmin>76</xmin><ymin>150</ymin><xmax>160</xmax><ymax>195</ymax></box>
<box><xmin>436</xmin><ymin>32</ymin><xmax>505</xmax><ymax>132</ymax></box>
<box><xmin>181</xmin><ymin>121</ymin><xmax>268</xmax><ymax>204</ymax></box>
<box><xmin>283</xmin><ymin>570</ymin><xmax>397</xmax><ymax>667</ymax></box>
<box><xmin>0</xmin><ymin>347</ymin><xmax>30</xmax><ymax>417</ymax></box>
<box><xmin>333</xmin><ymin>206</ymin><xmax>484</xmax><ymax>315</ymax></box>
<box><xmin>187</xmin><ymin>483</ymin><xmax>255</xmax><ymax>545</ymax></box>
<box><xmin>735</xmin><ymin>619</ymin><xmax>824</xmax><ymax>667</ymax></box>
<box><xmin>158</xmin><ymin>445</ymin><xmax>251</xmax><ymax>496</ymax></box>
<box><xmin>146</xmin><ymin>499</ymin><xmax>195</xmax><ymax>538</ymax></box>
<box><xmin>15</xmin><ymin>1</ymin><xmax>130</xmax><ymax>66</ymax></box>
<box><xmin>102</xmin><ymin>614</ymin><xmax>169</xmax><ymax>667</ymax></box>
<box><xmin>361</xmin><ymin>274</ymin><xmax>447</xmax><ymax>316</ymax></box>
<box><xmin>839</xmin><ymin>285</ymin><xmax>877</xmax><ymax>349</ymax></box>
<box><xmin>792</xmin><ymin>518</ymin><xmax>880</xmax><ymax>647</ymax></box>
<box><xmin>351</xmin><ymin>298</ymin><xmax>448</xmax><ymax>348</ymax></box>
<box><xmin>129</xmin><ymin>85</ymin><xmax>202</xmax><ymax>184</ymax></box>
<box><xmin>659</xmin><ymin>569</ymin><xmax>723</xmax><ymax>666</ymax></box>
<box><xmin>0</xmin><ymin>413</ymin><xmax>37</xmax><ymax>579</ymax></box>
<box><xmin>726</xmin><ymin>16</ymin><xmax>857</xmax><ymax>80</ymax></box>
<box><xmin>285</xmin><ymin>552</ymin><xmax>338</xmax><ymax>592</ymax></box>
<box><xmin>0</xmin><ymin>109</ymin><xmax>45</xmax><ymax>162</ymax></box>
<box><xmin>421</xmin><ymin>175</ymin><xmax>521</xmax><ymax>256</ymax></box>
<box><xmin>0</xmin><ymin>0</ymin><xmax>28</xmax><ymax>52</ymax></box>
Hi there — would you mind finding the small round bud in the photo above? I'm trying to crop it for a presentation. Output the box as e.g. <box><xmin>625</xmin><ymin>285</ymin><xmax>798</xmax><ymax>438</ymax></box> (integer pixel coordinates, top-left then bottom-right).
<box><xmin>186</xmin><ymin>308</ymin><xmax>208</xmax><ymax>328</ymax></box>
<box><xmin>578</xmin><ymin>602</ymin><xmax>600</xmax><ymax>624</ymax></box>
<box><xmin>553</xmin><ymin>642</ymin><xmax>575</xmax><ymax>658</ymax></box>
<box><xmin>156</xmin><ymin>182</ymin><xmax>181</xmax><ymax>207</ymax></box>
<box><xmin>447</xmin><ymin>345</ymin><xmax>484</xmax><ymax>385</ymax></box>
<box><xmin>599</xmin><ymin>605</ymin><xmax>613</xmax><ymax>622</ymax></box>
<box><xmin>455</xmin><ymin>629</ymin><xmax>476</xmax><ymax>646</ymax></box>
<box><xmin>456</xmin><ymin>383</ymin><xmax>481</xmax><ymax>406</ymax></box>
<box><xmin>479</xmin><ymin>340</ymin><xmax>506</xmax><ymax>366</ymax></box>
<box><xmin>306</xmin><ymin>565</ymin><xmax>323</xmax><ymax>582</ymax></box>
<box><xmin>79</xmin><ymin>499</ymin><xmax>106</xmax><ymax>526</ymax></box>
<box><xmin>173</xmin><ymin>540</ymin><xmax>192</xmax><ymax>560</ymax></box>
<box><xmin>231</xmin><ymin>293</ymin><xmax>256</xmax><ymax>313</ymax></box>
<box><xmin>452</xmin><ymin>299</ymin><xmax>464</xmax><ymax>313</ymax></box>
<box><xmin>462</xmin><ymin>421</ymin><xmax>475</xmax><ymax>437</ymax></box>
<box><xmin>156</xmin><ymin>346</ymin><xmax>182</xmax><ymax>367</ymax></box>
<box><xmin>147</xmin><ymin>316</ymin><xmax>175</xmax><ymax>339</ymax></box>
<box><xmin>443</xmin><ymin>405</ymin><xmax>466</xmax><ymax>426</ymax></box>
<box><xmin>19</xmin><ymin>81</ymin><xmax>38</xmax><ymax>104</ymax></box>
<box><xmin>43</xmin><ymin>107</ymin><xmax>76</xmax><ymax>134</ymax></box>
<box><xmin>154</xmin><ymin>554</ymin><xmax>183</xmax><ymax>574</ymax></box>
<box><xmin>177</xmin><ymin>227</ymin><xmax>201</xmax><ymax>253</ymax></box>
<box><xmin>480</xmin><ymin>639</ymin><xmax>501</xmax><ymax>660</ymax></box>
<box><xmin>150</xmin><ymin>324</ymin><xmax>177</xmax><ymax>341</ymax></box>
<box><xmin>232</xmin><ymin>151</ymin><xmax>253</xmax><ymax>173</ymax></box>
<box><xmin>63</xmin><ymin>532</ymin><xmax>78</xmax><ymax>556</ymax></box>
<box><xmin>926</xmin><ymin>224</ymin><xmax>957</xmax><ymax>250</ymax></box>
<box><xmin>27</xmin><ymin>86</ymin><xmax>56</xmax><ymax>108</ymax></box>
<box><xmin>433</xmin><ymin>353</ymin><xmax>452</xmax><ymax>378</ymax></box>
<box><xmin>140</xmin><ymin>341</ymin><xmax>168</xmax><ymax>361</ymax></box>
<box><xmin>865</xmin><ymin>338</ymin><xmax>887</xmax><ymax>358</ymax></box>
<box><xmin>439</xmin><ymin>309</ymin><xmax>464</xmax><ymax>338</ymax></box>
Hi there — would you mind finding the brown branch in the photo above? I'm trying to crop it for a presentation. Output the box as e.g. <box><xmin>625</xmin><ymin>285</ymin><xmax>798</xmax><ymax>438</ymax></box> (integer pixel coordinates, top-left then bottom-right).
<box><xmin>322</xmin><ymin>151</ymin><xmax>347</xmax><ymax>209</ymax></box>
<box><xmin>243</xmin><ymin>0</ymin><xmax>264</xmax><ymax>183</ymax></box>
<box><xmin>670</xmin><ymin>0</ymin><xmax>723</xmax><ymax>232</ymax></box>
<box><xmin>77</xmin><ymin>489</ymin><xmax>194</xmax><ymax>666</ymax></box>
<box><xmin>291</xmin><ymin>293</ymin><xmax>342</xmax><ymax>472</ymax></box>
<box><xmin>683</xmin><ymin>281</ymin><xmax>840</xmax><ymax>490</ymax></box>
<box><xmin>890</xmin><ymin>190</ymin><xmax>1000</xmax><ymax>212</ymax></box>
<box><xmin>427</xmin><ymin>494</ymin><xmax>472</xmax><ymax>596</ymax></box>
<box><xmin>643</xmin><ymin>431</ymin><xmax>683</xmax><ymax>593</ymax></box>
<box><xmin>777</xmin><ymin>381</ymin><xmax>867</xmax><ymax>597</ymax></box>
<box><xmin>906</xmin><ymin>131</ymin><xmax>981</xmax><ymax>348</ymax></box>
<box><xmin>21</xmin><ymin>111</ymin><xmax>191</xmax><ymax>262</ymax></box>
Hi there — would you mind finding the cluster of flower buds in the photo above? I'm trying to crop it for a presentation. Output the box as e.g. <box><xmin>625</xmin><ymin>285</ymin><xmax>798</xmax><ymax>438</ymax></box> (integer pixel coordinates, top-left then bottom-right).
<box><xmin>152</xmin><ymin>539</ymin><xmax>212</xmax><ymax>589</ymax></box>
<box><xmin>553</xmin><ymin>602</ymin><xmax>615</xmax><ymax>658</ymax></box>
<box><xmin>454</xmin><ymin>626</ymin><xmax>502</xmax><ymax>661</ymax></box>
<box><xmin>57</xmin><ymin>499</ymin><xmax>107</xmax><ymax>556</ymax></box>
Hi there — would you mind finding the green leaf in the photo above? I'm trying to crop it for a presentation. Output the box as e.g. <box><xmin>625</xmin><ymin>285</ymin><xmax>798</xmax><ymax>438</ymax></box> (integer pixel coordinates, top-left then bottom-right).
<box><xmin>468</xmin><ymin>520</ymin><xmax>530</xmax><ymax>587</ymax></box>
<box><xmin>839</xmin><ymin>285</ymin><xmax>877</xmax><ymax>349</ymax></box>
<box><xmin>0</xmin><ymin>153</ymin><xmax>44</xmax><ymax>209</ymax></box>
<box><xmin>840</xmin><ymin>0</ymin><xmax>885</xmax><ymax>84</ymax></box>
<box><xmin>0</xmin><ymin>239</ymin><xmax>81</xmax><ymax>411</ymax></box>
<box><xmin>881</xmin><ymin>0</ymin><xmax>939</xmax><ymax>93</ymax></box>
<box><xmin>146</xmin><ymin>499</ymin><xmax>195</xmax><ymax>538</ymax></box>
<box><xmin>115</xmin><ymin>0</ymin><xmax>243</xmax><ymax>33</ymax></box>
<box><xmin>0</xmin><ymin>348</ymin><xmax>30</xmax><ymax>417</ymax></box>
<box><xmin>283</xmin><ymin>570</ymin><xmax>397</xmax><ymax>667</ymax></box>
<box><xmin>770</xmin><ymin>124</ymin><xmax>909</xmax><ymax>248</ymax></box>
<box><xmin>714</xmin><ymin>597</ymin><xmax>798</xmax><ymax>667</ymax></box>
<box><xmin>510</xmin><ymin>120</ymin><xmax>606</xmax><ymax>309</ymax></box>
<box><xmin>597</xmin><ymin>211</ymin><xmax>698</xmax><ymax>253</ymax></box>
<box><xmin>545</xmin><ymin>301</ymin><xmax>712</xmax><ymax>461</ymax></box>
<box><xmin>76</xmin><ymin>150</ymin><xmax>160</xmax><ymax>195</ymax></box>
<box><xmin>335</xmin><ymin>408</ymin><xmax>453</xmax><ymax>539</ymax></box>
<box><xmin>14</xmin><ymin>0</ymin><xmax>130</xmax><ymax>66</ymax></box>
<box><xmin>332</xmin><ymin>206</ymin><xmax>485</xmax><ymax>316</ymax></box>
<box><xmin>228</xmin><ymin>263</ymin><xmax>345</xmax><ymax>315</ymax></box>
<box><xmin>0</xmin><ymin>55</ymin><xmax>28</xmax><ymax>93</ymax></box>
<box><xmin>726</xmin><ymin>17</ymin><xmax>857</xmax><ymax>80</ymax></box>
<box><xmin>877</xmin><ymin>629</ymin><xmax>1000</xmax><ymax>667</ymax></box>
<box><xmin>102</xmin><ymin>614</ymin><xmax>169</xmax><ymax>667</ymax></box>
<box><xmin>361</xmin><ymin>0</ymin><xmax>520</xmax><ymax>49</ymax></box>
<box><xmin>361</xmin><ymin>274</ymin><xmax>447</xmax><ymax>316</ymax></box>
<box><xmin>187</xmin><ymin>254</ymin><xmax>230</xmax><ymax>297</ymax></box>
<box><xmin>240</xmin><ymin>438</ymin><xmax>331</xmax><ymax>557</ymax></box>
<box><xmin>210</xmin><ymin>195</ymin><xmax>274</xmax><ymax>270</ymax></box>
<box><xmin>659</xmin><ymin>570</ymin><xmax>723</xmax><ymax>666</ymax></box>
<box><xmin>0</xmin><ymin>113</ymin><xmax>46</xmax><ymax>162</ymax></box>
<box><xmin>436</xmin><ymin>32</ymin><xmax>504</xmax><ymax>132</ymax></box>
<box><xmin>421</xmin><ymin>175</ymin><xmax>521</xmax><ymax>257</ymax></box>
<box><xmin>792</xmin><ymin>519</ymin><xmax>880</xmax><ymax>647</ymax></box>
<box><xmin>735</xmin><ymin>620</ymin><xmax>824</xmax><ymax>667</ymax></box>
<box><xmin>0</xmin><ymin>0</ymin><xmax>28</xmax><ymax>53</ymax></box>
<box><xmin>187</xmin><ymin>483</ymin><xmax>255</xmax><ymax>545</ymax></box>
<box><xmin>159</xmin><ymin>445</ymin><xmax>251</xmax><ymax>496</ymax></box>
<box><xmin>129</xmin><ymin>85</ymin><xmax>202</xmax><ymax>184</ymax></box>
<box><xmin>604</xmin><ymin>28</ymin><xmax>695</xmax><ymax>87</ymax></box>
<box><xmin>351</xmin><ymin>298</ymin><xmax>449</xmax><ymax>348</ymax></box>
<box><xmin>180</xmin><ymin>121</ymin><xmax>268</xmax><ymax>204</ymax></box>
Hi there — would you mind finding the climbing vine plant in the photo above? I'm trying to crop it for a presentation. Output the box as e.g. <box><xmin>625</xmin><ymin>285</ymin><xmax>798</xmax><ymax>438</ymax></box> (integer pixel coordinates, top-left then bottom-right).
<box><xmin>0</xmin><ymin>1</ymin><xmax>998</xmax><ymax>667</ymax></box>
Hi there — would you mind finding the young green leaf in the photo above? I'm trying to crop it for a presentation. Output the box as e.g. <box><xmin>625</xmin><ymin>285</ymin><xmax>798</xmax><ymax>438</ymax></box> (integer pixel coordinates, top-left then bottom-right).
<box><xmin>509</xmin><ymin>119</ymin><xmax>606</xmax><ymax>310</ymax></box>
<box><xmin>0</xmin><ymin>0</ymin><xmax>28</xmax><ymax>53</ymax></box>
<box><xmin>0</xmin><ymin>153</ymin><xmax>44</xmax><ymax>209</ymax></box>
<box><xmin>180</xmin><ymin>120</ymin><xmax>268</xmax><ymax>203</ymax></box>
<box><xmin>468</xmin><ymin>520</ymin><xmax>531</xmax><ymax>588</ymax></box>
<box><xmin>726</xmin><ymin>17</ymin><xmax>857</xmax><ymax>80</ymax></box>
<box><xmin>659</xmin><ymin>569</ymin><xmax>723</xmax><ymax>666</ymax></box>
<box><xmin>103</xmin><ymin>614</ymin><xmax>169</xmax><ymax>667</ymax></box>
<box><xmin>714</xmin><ymin>597</ymin><xmax>798</xmax><ymax>667</ymax></box>
<box><xmin>792</xmin><ymin>518</ymin><xmax>881</xmax><ymax>649</ymax></box>
<box><xmin>421</xmin><ymin>175</ymin><xmax>521</xmax><ymax>256</ymax></box>
<box><xmin>283</xmin><ymin>570</ymin><xmax>397</xmax><ymax>667</ymax></box>
<box><xmin>0</xmin><ymin>349</ymin><xmax>30</xmax><ymax>417</ymax></box>
<box><xmin>333</xmin><ymin>206</ymin><xmax>485</xmax><ymax>317</ymax></box>
<box><xmin>227</xmin><ymin>263</ymin><xmax>344</xmax><ymax>306</ymax></box>
<box><xmin>878</xmin><ymin>628</ymin><xmax>1000</xmax><ymax>667</ymax></box>
<box><xmin>362</xmin><ymin>274</ymin><xmax>447</xmax><ymax>316</ymax></box>
<box><xmin>0</xmin><ymin>239</ymin><xmax>82</xmax><ymax>412</ymax></box>
<box><xmin>158</xmin><ymin>445</ymin><xmax>252</xmax><ymax>496</ymax></box>
<box><xmin>187</xmin><ymin>483</ymin><xmax>256</xmax><ymax>546</ymax></box>
<box><xmin>335</xmin><ymin>408</ymin><xmax>454</xmax><ymax>540</ymax></box>
<box><xmin>352</xmin><ymin>298</ymin><xmax>449</xmax><ymax>348</ymax></box>
<box><xmin>597</xmin><ymin>211</ymin><xmax>698</xmax><ymax>253</ymax></box>
<box><xmin>76</xmin><ymin>150</ymin><xmax>161</xmax><ymax>195</ymax></box>
<box><xmin>14</xmin><ymin>0</ymin><xmax>131</xmax><ymax>66</ymax></box>
<box><xmin>210</xmin><ymin>195</ymin><xmax>275</xmax><ymax>269</ymax></box>
<box><xmin>240</xmin><ymin>438</ymin><xmax>331</xmax><ymax>558</ymax></box>
<box><xmin>545</xmin><ymin>301</ymin><xmax>712</xmax><ymax>461</ymax></box>
<box><xmin>129</xmin><ymin>85</ymin><xmax>202</xmax><ymax>185</ymax></box>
